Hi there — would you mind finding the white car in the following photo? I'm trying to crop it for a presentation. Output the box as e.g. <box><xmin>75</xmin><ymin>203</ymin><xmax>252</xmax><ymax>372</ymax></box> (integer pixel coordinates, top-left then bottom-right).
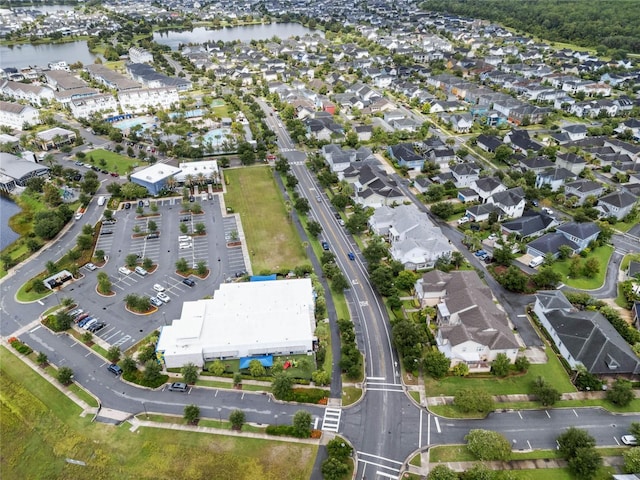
<box><xmin>457</xmin><ymin>216</ymin><xmax>469</xmax><ymax>225</ymax></box>
<box><xmin>135</xmin><ymin>266</ymin><xmax>148</xmax><ymax>276</ymax></box>
<box><xmin>179</xmin><ymin>242</ymin><xmax>192</xmax><ymax>250</ymax></box>
<box><xmin>118</xmin><ymin>266</ymin><xmax>132</xmax><ymax>275</ymax></box>
<box><xmin>178</xmin><ymin>235</ymin><xmax>191</xmax><ymax>242</ymax></box>
<box><xmin>152</xmin><ymin>284</ymin><xmax>165</xmax><ymax>292</ymax></box>
<box><xmin>85</xmin><ymin>263</ymin><xmax>97</xmax><ymax>271</ymax></box>
<box><xmin>156</xmin><ymin>292</ymin><xmax>170</xmax><ymax>303</ymax></box>
<box><xmin>622</xmin><ymin>435</ymin><xmax>637</xmax><ymax>445</ymax></box>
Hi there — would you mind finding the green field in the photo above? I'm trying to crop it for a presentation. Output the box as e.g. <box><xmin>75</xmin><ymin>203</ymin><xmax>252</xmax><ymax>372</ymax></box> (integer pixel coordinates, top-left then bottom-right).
<box><xmin>424</xmin><ymin>347</ymin><xmax>575</xmax><ymax>396</ymax></box>
<box><xmin>223</xmin><ymin>166</ymin><xmax>306</xmax><ymax>272</ymax></box>
<box><xmin>0</xmin><ymin>346</ymin><xmax>317</xmax><ymax>480</ymax></box>
<box><xmin>549</xmin><ymin>245</ymin><xmax>614</xmax><ymax>290</ymax></box>
<box><xmin>83</xmin><ymin>149</ymin><xmax>141</xmax><ymax>174</ymax></box>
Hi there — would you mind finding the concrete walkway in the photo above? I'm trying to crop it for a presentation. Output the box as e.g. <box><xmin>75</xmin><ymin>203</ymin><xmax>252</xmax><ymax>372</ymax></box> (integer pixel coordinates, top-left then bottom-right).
<box><xmin>424</xmin><ymin>390</ymin><xmax>640</xmax><ymax>407</ymax></box>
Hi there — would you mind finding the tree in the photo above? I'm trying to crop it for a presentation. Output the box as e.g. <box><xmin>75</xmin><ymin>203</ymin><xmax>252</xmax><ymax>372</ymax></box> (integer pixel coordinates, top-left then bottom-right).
<box><xmin>233</xmin><ymin>372</ymin><xmax>242</xmax><ymax>387</ymax></box>
<box><xmin>427</xmin><ymin>464</ymin><xmax>458</xmax><ymax>480</ymax></box>
<box><xmin>321</xmin><ymin>457</ymin><xmax>349</xmax><ymax>480</ymax></box>
<box><xmin>630</xmin><ymin>422</ymin><xmax>640</xmax><ymax>439</ymax></box>
<box><xmin>196</xmin><ymin>261</ymin><xmax>208</xmax><ymax>276</ymax></box>
<box><xmin>557</xmin><ymin>427</ymin><xmax>596</xmax><ymax>459</ymax></box>
<box><xmin>183</xmin><ymin>404</ymin><xmax>200</xmax><ymax>424</ymax></box>
<box><xmin>176</xmin><ymin>257</ymin><xmax>189</xmax><ymax>273</ymax></box>
<box><xmin>465</xmin><ymin>429</ymin><xmax>512</xmax><ymax>461</ymax></box>
<box><xmin>514</xmin><ymin>356</ymin><xmax>530</xmax><ymax>372</ymax></box>
<box><xmin>294</xmin><ymin>197</ymin><xmax>310</xmax><ymax>214</ymax></box>
<box><xmin>326</xmin><ymin>438</ymin><xmax>353</xmax><ymax>460</ymax></box>
<box><xmin>181</xmin><ymin>362</ymin><xmax>199</xmax><ymax>384</ymax></box>
<box><xmin>494</xmin><ymin>144</ymin><xmax>513</xmax><ymax>165</ymax></box>
<box><xmin>623</xmin><ymin>447</ymin><xmax>640</xmax><ymax>474</ymax></box>
<box><xmin>430</xmin><ymin>201</ymin><xmax>455</xmax><ymax>219</ymax></box>
<box><xmin>568</xmin><ymin>447</ymin><xmax>602</xmax><ymax>480</ymax></box>
<box><xmin>272</xmin><ymin>372</ymin><xmax>293</xmax><ymax>400</ymax></box>
<box><xmin>497</xmin><ymin>265</ymin><xmax>528</xmax><ymax>292</ymax></box>
<box><xmin>369</xmin><ymin>265</ymin><xmax>395</xmax><ymax>296</ymax></box>
<box><xmin>607</xmin><ymin>378</ymin><xmax>634</xmax><ymax>406</ymax></box>
<box><xmin>493</xmin><ymin>243</ymin><xmax>515</xmax><ymax>266</ymax></box>
<box><xmin>331</xmin><ymin>193</ymin><xmax>350</xmax><ymax>211</ymax></box>
<box><xmin>76</xmin><ymin>234</ymin><xmax>93</xmax><ymax>251</ymax></box>
<box><xmin>362</xmin><ymin>236</ymin><xmax>388</xmax><ymax>265</ymax></box>
<box><xmin>569</xmin><ymin>256</ymin><xmax>583</xmax><ymax>278</ymax></box>
<box><xmin>582</xmin><ymin>257</ymin><xmax>600</xmax><ymax>278</ymax></box>
<box><xmin>531</xmin><ymin>376</ymin><xmax>561</xmax><ymax>406</ymax></box>
<box><xmin>331</xmin><ymin>272</ymin><xmax>350</xmax><ymax>292</ymax></box>
<box><xmin>248</xmin><ymin>359</ymin><xmax>266</xmax><ymax>377</ymax></box>
<box><xmin>490</xmin><ymin>353</ymin><xmax>511</xmax><ymax>377</ymax></box>
<box><xmin>143</xmin><ymin>359</ymin><xmax>162</xmax><ymax>383</ymax></box>
<box><xmin>121</xmin><ymin>356</ymin><xmax>137</xmax><ymax>374</ymax></box>
<box><xmin>125</xmin><ymin>253</ymin><xmax>139</xmax><ymax>268</ymax></box>
<box><xmin>57</xmin><ymin>366</ymin><xmax>74</xmax><ymax>385</ymax></box>
<box><xmin>292</xmin><ymin>410</ymin><xmax>312</xmax><ymax>438</ymax></box>
<box><xmin>82</xmin><ymin>331</ymin><xmax>93</xmax><ymax>344</ymax></box>
<box><xmin>36</xmin><ymin>351</ymin><xmax>48</xmax><ymax>366</ymax></box>
<box><xmin>147</xmin><ymin>220</ymin><xmax>158</xmax><ymax>233</ymax></box>
<box><xmin>424</xmin><ymin>349</ymin><xmax>451</xmax><ymax>379</ymax></box>
<box><xmin>106</xmin><ymin>345</ymin><xmax>121</xmax><ymax>363</ymax></box>
<box><xmin>229</xmin><ymin>409</ymin><xmax>245</xmax><ymax>430</ymax></box>
<box><xmin>307</xmin><ymin>220</ymin><xmax>322</xmax><ymax>237</ymax></box>
<box><xmin>208</xmin><ymin>360</ymin><xmax>225</xmax><ymax>376</ymax></box>
<box><xmin>454</xmin><ymin>388</ymin><xmax>494</xmax><ymax>413</ymax></box>
<box><xmin>194</xmin><ymin>223</ymin><xmax>206</xmax><ymax>235</ymax></box>
<box><xmin>532</xmin><ymin>266</ymin><xmax>562</xmax><ymax>288</ymax></box>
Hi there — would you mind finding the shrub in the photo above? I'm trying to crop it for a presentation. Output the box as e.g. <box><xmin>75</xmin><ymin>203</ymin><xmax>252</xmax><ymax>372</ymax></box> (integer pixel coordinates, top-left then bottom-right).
<box><xmin>265</xmin><ymin>424</ymin><xmax>296</xmax><ymax>436</ymax></box>
<box><xmin>454</xmin><ymin>389</ymin><xmax>494</xmax><ymax>414</ymax></box>
<box><xmin>465</xmin><ymin>429</ymin><xmax>512</xmax><ymax>461</ymax></box>
<box><xmin>10</xmin><ymin>339</ymin><xmax>33</xmax><ymax>355</ymax></box>
<box><xmin>208</xmin><ymin>360</ymin><xmax>225</xmax><ymax>376</ymax></box>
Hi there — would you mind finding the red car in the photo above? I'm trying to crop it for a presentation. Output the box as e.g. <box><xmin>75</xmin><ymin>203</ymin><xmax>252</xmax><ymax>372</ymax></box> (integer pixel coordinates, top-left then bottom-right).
<box><xmin>110</xmin><ymin>172</ymin><xmax>119</xmax><ymax>177</ymax></box>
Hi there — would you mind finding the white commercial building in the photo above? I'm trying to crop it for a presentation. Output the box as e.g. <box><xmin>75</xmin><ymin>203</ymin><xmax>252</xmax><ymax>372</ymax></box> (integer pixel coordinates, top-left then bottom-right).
<box><xmin>119</xmin><ymin>87</ymin><xmax>179</xmax><ymax>114</ymax></box>
<box><xmin>157</xmin><ymin>279</ymin><xmax>316</xmax><ymax>368</ymax></box>
<box><xmin>0</xmin><ymin>100</ymin><xmax>41</xmax><ymax>130</ymax></box>
<box><xmin>175</xmin><ymin>159</ymin><xmax>219</xmax><ymax>184</ymax></box>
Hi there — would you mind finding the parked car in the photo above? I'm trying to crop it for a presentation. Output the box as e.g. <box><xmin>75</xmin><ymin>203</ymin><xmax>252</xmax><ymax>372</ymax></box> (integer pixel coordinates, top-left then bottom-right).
<box><xmin>156</xmin><ymin>292</ymin><xmax>170</xmax><ymax>303</ymax></box>
<box><xmin>124</xmin><ymin>202</ymin><xmax>131</xmax><ymax>209</ymax></box>
<box><xmin>85</xmin><ymin>263</ymin><xmax>97</xmax><ymax>271</ymax></box>
<box><xmin>189</xmin><ymin>196</ymin><xmax>195</xmax><ymax>203</ymax></box>
<box><xmin>103</xmin><ymin>219</ymin><xmax>116</xmax><ymax>225</ymax></box>
<box><xmin>338</xmin><ymin>219</ymin><xmax>345</xmax><ymax>226</ymax></box>
<box><xmin>322</xmin><ymin>241</ymin><xmax>330</xmax><ymax>251</ymax></box>
<box><xmin>100</xmin><ymin>230</ymin><xmax>113</xmax><ymax>235</ymax></box>
<box><xmin>107</xmin><ymin>364</ymin><xmax>123</xmax><ymax>375</ymax></box>
<box><xmin>83</xmin><ymin>318</ymin><xmax>98</xmax><ymax>330</ymax></box>
<box><xmin>135</xmin><ymin>266</ymin><xmax>148</xmax><ymax>276</ymax></box>
<box><xmin>622</xmin><ymin>435</ymin><xmax>638</xmax><ymax>446</ymax></box>
<box><xmin>179</xmin><ymin>242</ymin><xmax>192</xmax><ymax>250</ymax></box>
<box><xmin>146</xmin><ymin>233</ymin><xmax>159</xmax><ymax>240</ymax></box>
<box><xmin>88</xmin><ymin>321</ymin><xmax>106</xmax><ymax>333</ymax></box>
<box><xmin>180</xmin><ymin>217</ymin><xmax>191</xmax><ymax>222</ymax></box>
<box><xmin>178</xmin><ymin>235</ymin><xmax>191</xmax><ymax>242</ymax></box>
<box><xmin>474</xmin><ymin>250</ymin><xmax>487</xmax><ymax>257</ymax></box>
<box><xmin>348</xmin><ymin>252</ymin><xmax>356</xmax><ymax>261</ymax></box>
<box><xmin>78</xmin><ymin>316</ymin><xmax>94</xmax><ymax>328</ymax></box>
<box><xmin>75</xmin><ymin>313</ymin><xmax>89</xmax><ymax>323</ymax></box>
<box><xmin>334</xmin><ymin>213</ymin><xmax>341</xmax><ymax>220</ymax></box>
<box><xmin>488</xmin><ymin>233</ymin><xmax>497</xmax><ymax>240</ymax></box>
<box><xmin>149</xmin><ymin>296</ymin><xmax>163</xmax><ymax>308</ymax></box>
<box><xmin>118</xmin><ymin>266</ymin><xmax>132</xmax><ymax>275</ymax></box>
<box><xmin>153</xmin><ymin>284</ymin><xmax>165</xmax><ymax>292</ymax></box>
<box><xmin>542</xmin><ymin>207</ymin><xmax>553</xmax><ymax>215</ymax></box>
<box><xmin>182</xmin><ymin>278</ymin><xmax>195</xmax><ymax>287</ymax></box>
<box><xmin>138</xmin><ymin>200</ymin><xmax>144</xmax><ymax>208</ymax></box>
<box><xmin>69</xmin><ymin>309</ymin><xmax>83</xmax><ymax>319</ymax></box>
<box><xmin>316</xmin><ymin>195</ymin><xmax>322</xmax><ymax>202</ymax></box>
<box><xmin>167</xmin><ymin>382</ymin><xmax>188</xmax><ymax>392</ymax></box>
<box><xmin>110</xmin><ymin>172</ymin><xmax>119</xmax><ymax>177</ymax></box>
<box><xmin>457</xmin><ymin>216</ymin><xmax>469</xmax><ymax>225</ymax></box>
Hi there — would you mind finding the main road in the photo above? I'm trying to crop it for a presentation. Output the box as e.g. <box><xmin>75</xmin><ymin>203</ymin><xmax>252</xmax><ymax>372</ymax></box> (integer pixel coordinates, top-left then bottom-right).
<box><xmin>2</xmin><ymin>104</ymin><xmax>639</xmax><ymax>480</ymax></box>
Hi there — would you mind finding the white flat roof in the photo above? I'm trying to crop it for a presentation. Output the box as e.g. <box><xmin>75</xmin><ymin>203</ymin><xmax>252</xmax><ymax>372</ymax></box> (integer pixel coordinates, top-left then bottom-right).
<box><xmin>130</xmin><ymin>163</ymin><xmax>181</xmax><ymax>184</ymax></box>
<box><xmin>157</xmin><ymin>279</ymin><xmax>315</xmax><ymax>359</ymax></box>
<box><xmin>175</xmin><ymin>159</ymin><xmax>218</xmax><ymax>182</ymax></box>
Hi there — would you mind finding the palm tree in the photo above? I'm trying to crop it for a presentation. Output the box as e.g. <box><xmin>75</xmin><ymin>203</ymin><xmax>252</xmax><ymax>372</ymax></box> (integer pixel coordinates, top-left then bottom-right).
<box><xmin>184</xmin><ymin>174</ymin><xmax>195</xmax><ymax>193</ymax></box>
<box><xmin>165</xmin><ymin>176</ymin><xmax>178</xmax><ymax>192</ymax></box>
<box><xmin>196</xmin><ymin>172</ymin><xmax>206</xmax><ymax>187</ymax></box>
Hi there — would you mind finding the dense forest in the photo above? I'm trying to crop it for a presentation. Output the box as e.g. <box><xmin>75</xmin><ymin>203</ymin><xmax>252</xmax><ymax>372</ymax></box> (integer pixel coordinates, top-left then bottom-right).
<box><xmin>422</xmin><ymin>0</ymin><xmax>640</xmax><ymax>55</ymax></box>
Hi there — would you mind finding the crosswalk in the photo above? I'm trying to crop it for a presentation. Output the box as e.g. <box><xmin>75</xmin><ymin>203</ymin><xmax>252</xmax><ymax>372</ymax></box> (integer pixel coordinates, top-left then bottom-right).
<box><xmin>321</xmin><ymin>407</ymin><xmax>342</xmax><ymax>432</ymax></box>
<box><xmin>365</xmin><ymin>377</ymin><xmax>404</xmax><ymax>393</ymax></box>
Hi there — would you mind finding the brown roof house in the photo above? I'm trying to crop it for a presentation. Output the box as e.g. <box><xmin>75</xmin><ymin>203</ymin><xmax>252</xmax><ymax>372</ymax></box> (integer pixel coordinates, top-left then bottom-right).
<box><xmin>415</xmin><ymin>270</ymin><xmax>519</xmax><ymax>369</ymax></box>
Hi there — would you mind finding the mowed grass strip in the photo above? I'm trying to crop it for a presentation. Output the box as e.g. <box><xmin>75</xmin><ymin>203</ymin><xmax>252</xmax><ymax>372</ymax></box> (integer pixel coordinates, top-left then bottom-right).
<box><xmin>549</xmin><ymin>245</ymin><xmax>614</xmax><ymax>290</ymax></box>
<box><xmin>424</xmin><ymin>347</ymin><xmax>575</xmax><ymax>396</ymax></box>
<box><xmin>0</xmin><ymin>346</ymin><xmax>317</xmax><ymax>480</ymax></box>
<box><xmin>224</xmin><ymin>166</ymin><xmax>306</xmax><ymax>272</ymax></box>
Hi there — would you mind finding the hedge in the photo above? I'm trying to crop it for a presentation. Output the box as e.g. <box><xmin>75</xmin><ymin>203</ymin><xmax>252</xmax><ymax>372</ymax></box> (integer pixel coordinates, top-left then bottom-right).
<box><xmin>123</xmin><ymin>369</ymin><xmax>169</xmax><ymax>389</ymax></box>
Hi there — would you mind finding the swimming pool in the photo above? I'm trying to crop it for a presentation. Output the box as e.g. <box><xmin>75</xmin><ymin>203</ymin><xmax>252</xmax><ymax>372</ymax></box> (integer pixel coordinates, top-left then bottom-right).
<box><xmin>169</xmin><ymin>109</ymin><xmax>205</xmax><ymax>120</ymax></box>
<box><xmin>203</xmin><ymin>127</ymin><xmax>232</xmax><ymax>147</ymax></box>
<box><xmin>113</xmin><ymin>116</ymin><xmax>155</xmax><ymax>131</ymax></box>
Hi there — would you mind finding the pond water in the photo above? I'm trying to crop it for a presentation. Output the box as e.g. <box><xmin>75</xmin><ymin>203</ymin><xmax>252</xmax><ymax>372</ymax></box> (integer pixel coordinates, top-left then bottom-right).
<box><xmin>0</xmin><ymin>196</ymin><xmax>21</xmax><ymax>251</ymax></box>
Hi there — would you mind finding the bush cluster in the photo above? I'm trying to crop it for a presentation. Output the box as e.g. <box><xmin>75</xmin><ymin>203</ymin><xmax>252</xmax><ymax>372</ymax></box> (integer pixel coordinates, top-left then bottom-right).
<box><xmin>9</xmin><ymin>337</ymin><xmax>32</xmax><ymax>355</ymax></box>
<box><xmin>291</xmin><ymin>388</ymin><xmax>328</xmax><ymax>404</ymax></box>
<box><xmin>337</xmin><ymin>318</ymin><xmax>362</xmax><ymax>380</ymax></box>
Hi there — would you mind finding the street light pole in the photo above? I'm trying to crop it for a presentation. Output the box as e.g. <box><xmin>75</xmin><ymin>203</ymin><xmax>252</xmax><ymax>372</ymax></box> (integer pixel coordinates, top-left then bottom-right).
<box><xmin>274</xmin><ymin>414</ymin><xmax>278</xmax><ymax>427</ymax></box>
<box><xmin>217</xmin><ymin>407</ymin><xmax>222</xmax><ymax>426</ymax></box>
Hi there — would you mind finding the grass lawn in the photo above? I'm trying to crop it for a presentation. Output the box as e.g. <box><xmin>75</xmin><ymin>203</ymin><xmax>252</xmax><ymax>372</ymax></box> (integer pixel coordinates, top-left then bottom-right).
<box><xmin>141</xmin><ymin>414</ymin><xmax>266</xmax><ymax>433</ymax></box>
<box><xmin>409</xmin><ymin>391</ymin><xmax>420</xmax><ymax>403</ymax></box>
<box><xmin>424</xmin><ymin>347</ymin><xmax>575</xmax><ymax>396</ymax></box>
<box><xmin>549</xmin><ymin>245</ymin><xmax>614</xmax><ymax>290</ymax></box>
<box><xmin>211</xmin><ymin>105</ymin><xmax>230</xmax><ymax>118</ymax></box>
<box><xmin>0</xmin><ymin>346</ymin><xmax>317</xmax><ymax>480</ymax></box>
<box><xmin>223</xmin><ymin>166</ymin><xmax>306</xmax><ymax>272</ymax></box>
<box><xmin>502</xmin><ymin>467</ymin><xmax>615</xmax><ymax>480</ymax></box>
<box><xmin>67</xmin><ymin>383</ymin><xmax>99</xmax><ymax>408</ymax></box>
<box><xmin>341</xmin><ymin>386</ymin><xmax>362</xmax><ymax>406</ymax></box>
<box><xmin>621</xmin><ymin>253</ymin><xmax>640</xmax><ymax>271</ymax></box>
<box><xmin>409</xmin><ymin>454</ymin><xmax>421</xmax><ymax>467</ymax></box>
<box><xmin>430</xmin><ymin>445</ymin><xmax>475</xmax><ymax>463</ymax></box>
<box><xmin>16</xmin><ymin>281</ymin><xmax>54</xmax><ymax>303</ymax></box>
<box><xmin>84</xmin><ymin>149</ymin><xmax>140</xmax><ymax>175</ymax></box>
<box><xmin>195</xmin><ymin>378</ymin><xmax>271</xmax><ymax>392</ymax></box>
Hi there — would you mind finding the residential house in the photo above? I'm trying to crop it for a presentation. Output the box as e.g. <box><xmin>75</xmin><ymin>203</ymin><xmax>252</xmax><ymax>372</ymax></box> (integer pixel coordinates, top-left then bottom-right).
<box><xmin>564</xmin><ymin>179</ymin><xmax>605</xmax><ymax>206</ymax></box>
<box><xmin>555</xmin><ymin>222</ymin><xmax>601</xmax><ymax>251</ymax></box>
<box><xmin>368</xmin><ymin>204</ymin><xmax>453</xmax><ymax>270</ymax></box>
<box><xmin>457</xmin><ymin>188</ymin><xmax>480</xmax><ymax>203</ymax></box>
<box><xmin>306</xmin><ymin>116</ymin><xmax>344</xmax><ymax>142</ymax></box>
<box><xmin>504</xmin><ymin>129</ymin><xmax>542</xmax><ymax>154</ymax></box>
<box><xmin>388</xmin><ymin>143</ymin><xmax>425</xmax><ymax>170</ymax></box>
<box><xmin>527</xmin><ymin>232</ymin><xmax>579</xmax><ymax>258</ymax></box>
<box><xmin>533</xmin><ymin>291</ymin><xmax>640</xmax><ymax>375</ymax></box>
<box><xmin>501</xmin><ymin>210</ymin><xmax>557</xmax><ymax>239</ymax></box>
<box><xmin>1</xmin><ymin>80</ymin><xmax>55</xmax><ymax>106</ymax></box>
<box><xmin>69</xmin><ymin>94</ymin><xmax>118</xmax><ymax>119</ymax></box>
<box><xmin>471</xmin><ymin>177</ymin><xmax>507</xmax><ymax>203</ymax></box>
<box><xmin>597</xmin><ymin>191</ymin><xmax>638</xmax><ymax>220</ymax></box>
<box><xmin>354</xmin><ymin>125</ymin><xmax>372</xmax><ymax>142</ymax></box>
<box><xmin>119</xmin><ymin>87</ymin><xmax>179</xmax><ymax>114</ymax></box>
<box><xmin>519</xmin><ymin>156</ymin><xmax>554</xmax><ymax>174</ymax></box>
<box><xmin>476</xmin><ymin>134</ymin><xmax>504</xmax><ymax>153</ymax></box>
<box><xmin>415</xmin><ymin>270</ymin><xmax>519</xmax><ymax>368</ymax></box>
<box><xmin>322</xmin><ymin>144</ymin><xmax>355</xmax><ymax>173</ymax></box>
<box><xmin>451</xmin><ymin>162</ymin><xmax>481</xmax><ymax>188</ymax></box>
<box><xmin>0</xmin><ymin>101</ymin><xmax>40</xmax><ymax>130</ymax></box>
<box><xmin>535</xmin><ymin>167</ymin><xmax>577</xmax><ymax>191</ymax></box>
<box><xmin>344</xmin><ymin>164</ymin><xmax>405</xmax><ymax>208</ymax></box>
<box><xmin>466</xmin><ymin>202</ymin><xmax>504</xmax><ymax>222</ymax></box>
<box><xmin>487</xmin><ymin>186</ymin><xmax>526</xmax><ymax>218</ymax></box>
<box><xmin>447</xmin><ymin>113</ymin><xmax>473</xmax><ymax>133</ymax></box>
<box><xmin>555</xmin><ymin>152</ymin><xmax>586</xmax><ymax>175</ymax></box>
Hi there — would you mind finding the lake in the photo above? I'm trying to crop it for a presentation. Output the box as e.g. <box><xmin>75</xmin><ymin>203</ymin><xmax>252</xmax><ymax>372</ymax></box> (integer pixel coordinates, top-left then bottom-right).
<box><xmin>0</xmin><ymin>196</ymin><xmax>21</xmax><ymax>251</ymax></box>
<box><xmin>0</xmin><ymin>41</ymin><xmax>98</xmax><ymax>69</ymax></box>
<box><xmin>153</xmin><ymin>23</ymin><xmax>322</xmax><ymax>49</ymax></box>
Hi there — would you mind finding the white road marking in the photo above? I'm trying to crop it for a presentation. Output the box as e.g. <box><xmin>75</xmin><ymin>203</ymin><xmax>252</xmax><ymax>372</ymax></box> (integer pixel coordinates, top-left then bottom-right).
<box><xmin>37</xmin><ymin>300</ymin><xmax>44</xmax><ymax>305</ymax></box>
<box><xmin>434</xmin><ymin>416</ymin><xmax>441</xmax><ymax>433</ymax></box>
<box><xmin>573</xmin><ymin>409</ymin><xmax>578</xmax><ymax>417</ymax></box>
<box><xmin>545</xmin><ymin>410</ymin><xmax>551</xmax><ymax>419</ymax></box>
<box><xmin>427</xmin><ymin>413</ymin><xmax>431</xmax><ymax>446</ymax></box>
<box><xmin>375</xmin><ymin>471</ymin><xmax>398</xmax><ymax>479</ymax></box>
<box><xmin>85</xmin><ymin>351</ymin><xmax>92</xmax><ymax>357</ymax></box>
<box><xmin>419</xmin><ymin>409</ymin><xmax>423</xmax><ymax>448</ymax></box>
<box><xmin>357</xmin><ymin>452</ymin><xmax>403</xmax><ymax>465</ymax></box>
<box><xmin>357</xmin><ymin>459</ymin><xmax>400</xmax><ymax>472</ymax></box>
<box><xmin>517</xmin><ymin>411</ymin><xmax>522</xmax><ymax>419</ymax></box>
<box><xmin>215</xmin><ymin>389</ymin><xmax>218</xmax><ymax>397</ymax></box>
<box><xmin>366</xmin><ymin>376</ymin><xmax>385</xmax><ymax>381</ymax></box>
<box><xmin>527</xmin><ymin>440</ymin><xmax>532</xmax><ymax>449</ymax></box>
<box><xmin>614</xmin><ymin>437</ymin><xmax>620</xmax><ymax>445</ymax></box>
<box><xmin>365</xmin><ymin>388</ymin><xmax>404</xmax><ymax>393</ymax></box>
<box><xmin>29</xmin><ymin>325</ymin><xmax>42</xmax><ymax>333</ymax></box>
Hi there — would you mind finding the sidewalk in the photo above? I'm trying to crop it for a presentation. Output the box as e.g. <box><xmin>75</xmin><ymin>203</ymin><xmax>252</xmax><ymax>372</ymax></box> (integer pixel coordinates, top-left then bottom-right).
<box><xmin>423</xmin><ymin>455</ymin><xmax>624</xmax><ymax>473</ymax></box>
<box><xmin>424</xmin><ymin>390</ymin><xmax>635</xmax><ymax>407</ymax></box>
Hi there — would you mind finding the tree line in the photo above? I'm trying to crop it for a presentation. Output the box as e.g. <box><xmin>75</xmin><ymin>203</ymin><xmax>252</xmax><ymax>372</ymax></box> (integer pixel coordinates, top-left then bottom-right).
<box><xmin>423</xmin><ymin>0</ymin><xmax>640</xmax><ymax>54</ymax></box>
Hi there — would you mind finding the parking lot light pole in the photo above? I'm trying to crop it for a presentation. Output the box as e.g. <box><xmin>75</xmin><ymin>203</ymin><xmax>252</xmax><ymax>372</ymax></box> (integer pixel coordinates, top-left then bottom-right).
<box><xmin>162</xmin><ymin>312</ymin><xmax>167</xmax><ymax>326</ymax></box>
<box><xmin>217</xmin><ymin>407</ymin><xmax>222</xmax><ymax>426</ymax></box>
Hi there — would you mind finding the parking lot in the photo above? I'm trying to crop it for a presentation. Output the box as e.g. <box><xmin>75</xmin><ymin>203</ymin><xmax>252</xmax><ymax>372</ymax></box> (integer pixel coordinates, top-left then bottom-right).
<box><xmin>67</xmin><ymin>194</ymin><xmax>251</xmax><ymax>348</ymax></box>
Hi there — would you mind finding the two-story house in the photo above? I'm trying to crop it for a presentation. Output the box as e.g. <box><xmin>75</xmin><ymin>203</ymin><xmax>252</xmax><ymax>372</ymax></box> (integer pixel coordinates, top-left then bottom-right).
<box><xmin>564</xmin><ymin>179</ymin><xmax>605</xmax><ymax>206</ymax></box>
<box><xmin>487</xmin><ymin>187</ymin><xmax>526</xmax><ymax>218</ymax></box>
<box><xmin>597</xmin><ymin>191</ymin><xmax>638</xmax><ymax>220</ymax></box>
<box><xmin>415</xmin><ymin>270</ymin><xmax>519</xmax><ymax>369</ymax></box>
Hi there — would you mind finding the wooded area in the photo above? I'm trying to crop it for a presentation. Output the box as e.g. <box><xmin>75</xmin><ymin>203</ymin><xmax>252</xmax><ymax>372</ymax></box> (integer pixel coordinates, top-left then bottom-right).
<box><xmin>422</xmin><ymin>0</ymin><xmax>640</xmax><ymax>54</ymax></box>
